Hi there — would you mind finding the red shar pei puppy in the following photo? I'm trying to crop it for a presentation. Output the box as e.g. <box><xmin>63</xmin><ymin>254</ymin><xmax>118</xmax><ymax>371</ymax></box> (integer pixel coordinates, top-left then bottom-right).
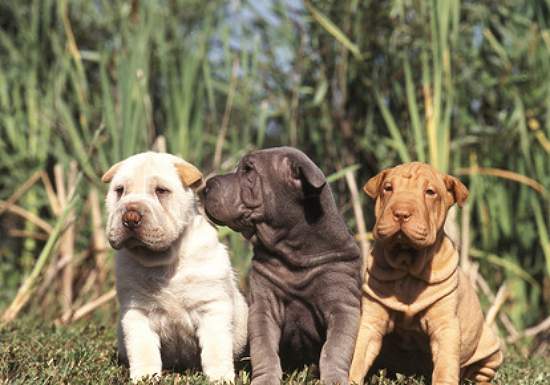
<box><xmin>350</xmin><ymin>162</ymin><xmax>502</xmax><ymax>385</ymax></box>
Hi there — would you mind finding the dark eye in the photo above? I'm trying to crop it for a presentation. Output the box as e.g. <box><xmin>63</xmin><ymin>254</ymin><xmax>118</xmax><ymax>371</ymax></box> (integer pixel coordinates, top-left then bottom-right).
<box><xmin>242</xmin><ymin>162</ymin><xmax>254</xmax><ymax>173</ymax></box>
<box><xmin>383</xmin><ymin>184</ymin><xmax>393</xmax><ymax>193</ymax></box>
<box><xmin>426</xmin><ymin>188</ymin><xmax>437</xmax><ymax>197</ymax></box>
<box><xmin>155</xmin><ymin>187</ymin><xmax>170</xmax><ymax>196</ymax></box>
<box><xmin>114</xmin><ymin>186</ymin><xmax>124</xmax><ymax>197</ymax></box>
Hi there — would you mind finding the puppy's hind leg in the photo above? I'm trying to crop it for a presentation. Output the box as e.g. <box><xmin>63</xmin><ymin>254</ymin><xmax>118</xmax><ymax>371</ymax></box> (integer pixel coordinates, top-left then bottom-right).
<box><xmin>463</xmin><ymin>350</ymin><xmax>503</xmax><ymax>385</ymax></box>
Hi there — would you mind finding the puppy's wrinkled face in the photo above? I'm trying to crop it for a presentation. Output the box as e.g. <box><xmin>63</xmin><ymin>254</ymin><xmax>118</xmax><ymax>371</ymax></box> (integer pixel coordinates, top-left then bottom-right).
<box><xmin>201</xmin><ymin>147</ymin><xmax>326</xmax><ymax>240</ymax></box>
<box><xmin>201</xmin><ymin>155</ymin><xmax>262</xmax><ymax>239</ymax></box>
<box><xmin>364</xmin><ymin>162</ymin><xmax>468</xmax><ymax>252</ymax></box>
<box><xmin>102</xmin><ymin>152</ymin><xmax>202</xmax><ymax>266</ymax></box>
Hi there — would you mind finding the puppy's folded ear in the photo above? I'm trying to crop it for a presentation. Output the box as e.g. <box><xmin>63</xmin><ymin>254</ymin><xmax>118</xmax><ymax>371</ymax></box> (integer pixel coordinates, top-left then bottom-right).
<box><xmin>444</xmin><ymin>174</ymin><xmax>469</xmax><ymax>208</ymax></box>
<box><xmin>284</xmin><ymin>154</ymin><xmax>326</xmax><ymax>196</ymax></box>
<box><xmin>174</xmin><ymin>160</ymin><xmax>203</xmax><ymax>189</ymax></box>
<box><xmin>363</xmin><ymin>170</ymin><xmax>388</xmax><ymax>199</ymax></box>
<box><xmin>101</xmin><ymin>161</ymin><xmax>124</xmax><ymax>183</ymax></box>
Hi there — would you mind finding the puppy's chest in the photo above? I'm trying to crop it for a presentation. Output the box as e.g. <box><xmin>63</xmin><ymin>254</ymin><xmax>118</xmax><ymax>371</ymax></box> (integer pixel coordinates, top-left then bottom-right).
<box><xmin>252</xmin><ymin>257</ymin><xmax>348</xmax><ymax>297</ymax></box>
<box><xmin>141</xmin><ymin>272</ymin><xmax>202</xmax><ymax>336</ymax></box>
<box><xmin>391</xmin><ymin>311</ymin><xmax>427</xmax><ymax>333</ymax></box>
<box><xmin>382</xmin><ymin>275</ymin><xmax>429</xmax><ymax>304</ymax></box>
<box><xmin>366</xmin><ymin>268</ymin><xmax>458</xmax><ymax>319</ymax></box>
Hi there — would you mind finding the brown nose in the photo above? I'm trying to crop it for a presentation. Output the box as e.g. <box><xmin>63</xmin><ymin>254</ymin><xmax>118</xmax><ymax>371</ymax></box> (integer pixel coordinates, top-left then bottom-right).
<box><xmin>122</xmin><ymin>209</ymin><xmax>142</xmax><ymax>229</ymax></box>
<box><xmin>392</xmin><ymin>205</ymin><xmax>412</xmax><ymax>223</ymax></box>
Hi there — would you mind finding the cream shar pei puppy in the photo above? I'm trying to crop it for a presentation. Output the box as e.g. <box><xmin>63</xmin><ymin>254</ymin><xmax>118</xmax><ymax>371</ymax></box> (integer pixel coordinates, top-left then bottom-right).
<box><xmin>102</xmin><ymin>152</ymin><xmax>247</xmax><ymax>382</ymax></box>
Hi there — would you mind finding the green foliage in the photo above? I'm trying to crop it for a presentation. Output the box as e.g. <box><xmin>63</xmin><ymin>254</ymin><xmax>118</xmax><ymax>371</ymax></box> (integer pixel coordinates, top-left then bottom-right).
<box><xmin>0</xmin><ymin>0</ymin><xmax>549</xmax><ymax>352</ymax></box>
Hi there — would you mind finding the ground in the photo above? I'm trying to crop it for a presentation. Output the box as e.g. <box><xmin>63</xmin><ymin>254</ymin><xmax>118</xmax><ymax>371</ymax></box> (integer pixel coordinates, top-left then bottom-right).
<box><xmin>1</xmin><ymin>316</ymin><xmax>549</xmax><ymax>385</ymax></box>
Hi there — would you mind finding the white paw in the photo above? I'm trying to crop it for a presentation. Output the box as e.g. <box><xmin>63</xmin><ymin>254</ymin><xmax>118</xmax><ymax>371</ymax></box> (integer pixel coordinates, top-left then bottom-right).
<box><xmin>205</xmin><ymin>369</ymin><xmax>235</xmax><ymax>383</ymax></box>
<box><xmin>130</xmin><ymin>366</ymin><xmax>161</xmax><ymax>383</ymax></box>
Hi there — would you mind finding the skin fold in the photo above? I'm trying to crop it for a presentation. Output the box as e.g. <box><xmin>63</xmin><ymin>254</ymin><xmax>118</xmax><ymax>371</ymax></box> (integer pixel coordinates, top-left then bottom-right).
<box><xmin>349</xmin><ymin>162</ymin><xmax>503</xmax><ymax>385</ymax></box>
<box><xmin>201</xmin><ymin>147</ymin><xmax>362</xmax><ymax>385</ymax></box>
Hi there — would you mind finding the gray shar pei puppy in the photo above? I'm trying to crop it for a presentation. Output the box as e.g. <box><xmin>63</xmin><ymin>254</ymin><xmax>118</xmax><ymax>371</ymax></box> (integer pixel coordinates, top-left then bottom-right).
<box><xmin>201</xmin><ymin>147</ymin><xmax>361</xmax><ymax>385</ymax></box>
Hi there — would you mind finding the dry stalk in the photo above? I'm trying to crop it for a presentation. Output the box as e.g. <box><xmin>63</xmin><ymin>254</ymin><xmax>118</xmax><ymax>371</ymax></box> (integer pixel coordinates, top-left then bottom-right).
<box><xmin>476</xmin><ymin>273</ymin><xmax>520</xmax><ymax>340</ymax></box>
<box><xmin>485</xmin><ymin>284</ymin><xmax>508</xmax><ymax>326</ymax></box>
<box><xmin>79</xmin><ymin>269</ymin><xmax>99</xmax><ymax>298</ymax></box>
<box><xmin>523</xmin><ymin>316</ymin><xmax>550</xmax><ymax>337</ymax></box>
<box><xmin>1</xmin><ymin>196</ymin><xmax>78</xmax><ymax>325</ymax></box>
<box><xmin>460</xmin><ymin>202</ymin><xmax>472</xmax><ymax>273</ymax></box>
<box><xmin>507</xmin><ymin>316</ymin><xmax>550</xmax><ymax>343</ymax></box>
<box><xmin>344</xmin><ymin>171</ymin><xmax>370</xmax><ymax>266</ymax></box>
<box><xmin>40</xmin><ymin>170</ymin><xmax>61</xmax><ymax>215</ymax></box>
<box><xmin>0</xmin><ymin>200</ymin><xmax>53</xmax><ymax>234</ymax></box>
<box><xmin>7</xmin><ymin>229</ymin><xmax>49</xmax><ymax>241</ymax></box>
<box><xmin>55</xmin><ymin>163</ymin><xmax>77</xmax><ymax>314</ymax></box>
<box><xmin>60</xmin><ymin>288</ymin><xmax>116</xmax><ymax>324</ymax></box>
<box><xmin>0</xmin><ymin>170</ymin><xmax>41</xmax><ymax>216</ymax></box>
<box><xmin>89</xmin><ymin>188</ymin><xmax>109</xmax><ymax>287</ymax></box>
<box><xmin>456</xmin><ymin>166</ymin><xmax>546</xmax><ymax>195</ymax></box>
<box><xmin>36</xmin><ymin>250</ymin><xmax>88</xmax><ymax>301</ymax></box>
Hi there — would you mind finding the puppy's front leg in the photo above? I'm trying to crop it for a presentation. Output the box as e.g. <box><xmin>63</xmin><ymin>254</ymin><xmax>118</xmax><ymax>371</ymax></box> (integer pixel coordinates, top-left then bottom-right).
<box><xmin>249</xmin><ymin>299</ymin><xmax>283</xmax><ymax>385</ymax></box>
<box><xmin>121</xmin><ymin>308</ymin><xmax>162</xmax><ymax>382</ymax></box>
<box><xmin>424</xmin><ymin>295</ymin><xmax>460</xmax><ymax>385</ymax></box>
<box><xmin>197</xmin><ymin>303</ymin><xmax>235</xmax><ymax>382</ymax></box>
<box><xmin>319</xmin><ymin>304</ymin><xmax>360</xmax><ymax>385</ymax></box>
<box><xmin>349</xmin><ymin>297</ymin><xmax>390</xmax><ymax>385</ymax></box>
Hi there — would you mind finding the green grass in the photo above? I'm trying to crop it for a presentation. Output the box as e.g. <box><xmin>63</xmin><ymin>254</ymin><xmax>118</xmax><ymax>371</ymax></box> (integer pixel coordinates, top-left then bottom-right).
<box><xmin>1</xmin><ymin>315</ymin><xmax>548</xmax><ymax>385</ymax></box>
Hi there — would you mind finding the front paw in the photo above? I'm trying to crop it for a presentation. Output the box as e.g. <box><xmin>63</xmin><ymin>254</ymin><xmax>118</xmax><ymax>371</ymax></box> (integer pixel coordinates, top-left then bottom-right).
<box><xmin>206</xmin><ymin>369</ymin><xmax>235</xmax><ymax>384</ymax></box>
<box><xmin>129</xmin><ymin>367</ymin><xmax>161</xmax><ymax>383</ymax></box>
<box><xmin>322</xmin><ymin>373</ymin><xmax>349</xmax><ymax>385</ymax></box>
<box><xmin>251</xmin><ymin>373</ymin><xmax>281</xmax><ymax>385</ymax></box>
<box><xmin>348</xmin><ymin>365</ymin><xmax>366</xmax><ymax>385</ymax></box>
<box><xmin>203</xmin><ymin>359</ymin><xmax>235</xmax><ymax>383</ymax></box>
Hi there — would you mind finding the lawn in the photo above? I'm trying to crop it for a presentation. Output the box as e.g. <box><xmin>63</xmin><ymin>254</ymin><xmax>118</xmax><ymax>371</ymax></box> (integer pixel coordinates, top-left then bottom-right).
<box><xmin>1</xmin><ymin>316</ymin><xmax>548</xmax><ymax>385</ymax></box>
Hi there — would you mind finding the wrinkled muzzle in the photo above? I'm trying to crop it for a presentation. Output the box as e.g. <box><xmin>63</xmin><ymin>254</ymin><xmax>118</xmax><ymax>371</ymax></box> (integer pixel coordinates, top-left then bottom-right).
<box><xmin>201</xmin><ymin>174</ymin><xmax>254</xmax><ymax>235</ymax></box>
<box><xmin>374</xmin><ymin>195</ymin><xmax>438</xmax><ymax>250</ymax></box>
<box><xmin>107</xmin><ymin>196</ymin><xmax>176</xmax><ymax>252</ymax></box>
